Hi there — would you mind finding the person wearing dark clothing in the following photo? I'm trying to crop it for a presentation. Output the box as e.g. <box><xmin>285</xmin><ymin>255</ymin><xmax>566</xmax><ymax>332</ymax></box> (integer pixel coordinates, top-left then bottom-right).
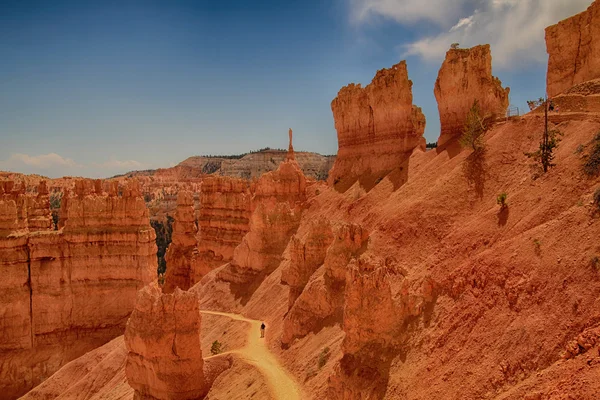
<box><xmin>260</xmin><ymin>322</ymin><xmax>266</xmax><ymax>338</ymax></box>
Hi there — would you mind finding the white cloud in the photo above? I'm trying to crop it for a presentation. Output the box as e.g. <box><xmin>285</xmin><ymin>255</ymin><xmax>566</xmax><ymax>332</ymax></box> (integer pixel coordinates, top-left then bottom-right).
<box><xmin>351</xmin><ymin>0</ymin><xmax>591</xmax><ymax>69</ymax></box>
<box><xmin>96</xmin><ymin>159</ymin><xmax>143</xmax><ymax>169</ymax></box>
<box><xmin>4</xmin><ymin>153</ymin><xmax>77</xmax><ymax>168</ymax></box>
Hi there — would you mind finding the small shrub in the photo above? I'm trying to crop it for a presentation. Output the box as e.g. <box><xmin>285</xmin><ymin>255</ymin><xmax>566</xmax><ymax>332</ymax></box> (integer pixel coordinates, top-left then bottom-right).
<box><xmin>333</xmin><ymin>177</ymin><xmax>341</xmax><ymax>185</ymax></box>
<box><xmin>591</xmin><ymin>256</ymin><xmax>600</xmax><ymax>270</ymax></box>
<box><xmin>594</xmin><ymin>187</ymin><xmax>600</xmax><ymax>211</ymax></box>
<box><xmin>525</xmin><ymin>129</ymin><xmax>561</xmax><ymax>173</ymax></box>
<box><xmin>211</xmin><ymin>340</ymin><xmax>222</xmax><ymax>355</ymax></box>
<box><xmin>533</xmin><ymin>239</ymin><xmax>541</xmax><ymax>255</ymax></box>
<box><xmin>318</xmin><ymin>347</ymin><xmax>331</xmax><ymax>369</ymax></box>
<box><xmin>497</xmin><ymin>192</ymin><xmax>508</xmax><ymax>209</ymax></box>
<box><xmin>583</xmin><ymin>132</ymin><xmax>600</xmax><ymax>176</ymax></box>
<box><xmin>575</xmin><ymin>144</ymin><xmax>584</xmax><ymax>154</ymax></box>
<box><xmin>315</xmin><ymin>189</ymin><xmax>320</xmax><ymax>196</ymax></box>
<box><xmin>451</xmin><ymin>43</ymin><xmax>460</xmax><ymax>49</ymax></box>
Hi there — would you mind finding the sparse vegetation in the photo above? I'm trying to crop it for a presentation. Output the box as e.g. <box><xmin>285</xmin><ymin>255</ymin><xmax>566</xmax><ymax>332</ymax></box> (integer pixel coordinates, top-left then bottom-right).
<box><xmin>318</xmin><ymin>347</ymin><xmax>330</xmax><ymax>369</ymax></box>
<box><xmin>49</xmin><ymin>192</ymin><xmax>63</xmax><ymax>230</ymax></box>
<box><xmin>211</xmin><ymin>340</ymin><xmax>222</xmax><ymax>355</ymax></box>
<box><xmin>151</xmin><ymin>215</ymin><xmax>174</xmax><ymax>276</ymax></box>
<box><xmin>533</xmin><ymin>239</ymin><xmax>541</xmax><ymax>255</ymax></box>
<box><xmin>594</xmin><ymin>187</ymin><xmax>600</xmax><ymax>211</ymax></box>
<box><xmin>426</xmin><ymin>142</ymin><xmax>438</xmax><ymax>149</ymax></box>
<box><xmin>591</xmin><ymin>256</ymin><xmax>600</xmax><ymax>271</ymax></box>
<box><xmin>583</xmin><ymin>132</ymin><xmax>600</xmax><ymax>176</ymax></box>
<box><xmin>460</xmin><ymin>100</ymin><xmax>487</xmax><ymax>152</ymax></box>
<box><xmin>525</xmin><ymin>97</ymin><xmax>561</xmax><ymax>173</ymax></box>
<box><xmin>450</xmin><ymin>43</ymin><xmax>460</xmax><ymax>50</ymax></box>
<box><xmin>575</xmin><ymin>144</ymin><xmax>584</xmax><ymax>154</ymax></box>
<box><xmin>527</xmin><ymin>97</ymin><xmax>545</xmax><ymax>111</ymax></box>
<box><xmin>497</xmin><ymin>192</ymin><xmax>508</xmax><ymax>209</ymax></box>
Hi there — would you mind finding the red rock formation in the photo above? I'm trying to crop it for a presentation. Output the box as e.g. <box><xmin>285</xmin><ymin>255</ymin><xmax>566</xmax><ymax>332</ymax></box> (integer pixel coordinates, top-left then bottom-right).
<box><xmin>280</xmin><ymin>218</ymin><xmax>334</xmax><ymax>309</ymax></box>
<box><xmin>26</xmin><ymin>181</ymin><xmax>52</xmax><ymax>231</ymax></box>
<box><xmin>546</xmin><ymin>0</ymin><xmax>600</xmax><ymax>98</ymax></box>
<box><xmin>328</xmin><ymin>259</ymin><xmax>399</xmax><ymax>399</ymax></box>
<box><xmin>281</xmin><ymin>223</ymin><xmax>369</xmax><ymax>346</ymax></box>
<box><xmin>0</xmin><ymin>178</ymin><xmax>157</xmax><ymax>398</ymax></box>
<box><xmin>218</xmin><ymin>159</ymin><xmax>307</xmax><ymax>286</ymax></box>
<box><xmin>163</xmin><ymin>190</ymin><xmax>201</xmax><ymax>293</ymax></box>
<box><xmin>287</xmin><ymin>128</ymin><xmax>295</xmax><ymax>161</ymax></box>
<box><xmin>329</xmin><ymin>61</ymin><xmax>426</xmax><ymax>191</ymax></box>
<box><xmin>434</xmin><ymin>44</ymin><xmax>509</xmax><ymax>148</ymax></box>
<box><xmin>197</xmin><ymin>176</ymin><xmax>252</xmax><ymax>274</ymax></box>
<box><xmin>125</xmin><ymin>283</ymin><xmax>206</xmax><ymax>400</ymax></box>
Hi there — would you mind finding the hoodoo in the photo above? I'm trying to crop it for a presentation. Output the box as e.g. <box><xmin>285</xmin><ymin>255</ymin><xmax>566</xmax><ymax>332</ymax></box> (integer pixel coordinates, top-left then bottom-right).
<box><xmin>329</xmin><ymin>61</ymin><xmax>426</xmax><ymax>192</ymax></box>
<box><xmin>434</xmin><ymin>44</ymin><xmax>510</xmax><ymax>148</ymax></box>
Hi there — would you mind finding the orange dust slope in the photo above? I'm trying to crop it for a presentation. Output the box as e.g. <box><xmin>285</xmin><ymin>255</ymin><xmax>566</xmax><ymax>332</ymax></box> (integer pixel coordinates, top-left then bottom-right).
<box><xmin>197</xmin><ymin>113</ymin><xmax>600</xmax><ymax>399</ymax></box>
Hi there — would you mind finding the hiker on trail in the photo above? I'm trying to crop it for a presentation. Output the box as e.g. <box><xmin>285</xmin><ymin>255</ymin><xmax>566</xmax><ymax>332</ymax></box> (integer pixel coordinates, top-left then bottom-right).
<box><xmin>260</xmin><ymin>322</ymin><xmax>266</xmax><ymax>338</ymax></box>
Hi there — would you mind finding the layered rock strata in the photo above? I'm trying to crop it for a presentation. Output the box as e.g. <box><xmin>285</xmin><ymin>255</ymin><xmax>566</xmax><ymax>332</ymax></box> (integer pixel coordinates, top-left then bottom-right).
<box><xmin>434</xmin><ymin>44</ymin><xmax>510</xmax><ymax>148</ymax></box>
<box><xmin>329</xmin><ymin>61</ymin><xmax>426</xmax><ymax>191</ymax></box>
<box><xmin>0</xmin><ymin>178</ymin><xmax>156</xmax><ymax>399</ymax></box>
<box><xmin>125</xmin><ymin>283</ymin><xmax>206</xmax><ymax>400</ymax></box>
<box><xmin>546</xmin><ymin>0</ymin><xmax>600</xmax><ymax>97</ymax></box>
<box><xmin>218</xmin><ymin>158</ymin><xmax>307</xmax><ymax>287</ymax></box>
<box><xmin>197</xmin><ymin>176</ymin><xmax>253</xmax><ymax>274</ymax></box>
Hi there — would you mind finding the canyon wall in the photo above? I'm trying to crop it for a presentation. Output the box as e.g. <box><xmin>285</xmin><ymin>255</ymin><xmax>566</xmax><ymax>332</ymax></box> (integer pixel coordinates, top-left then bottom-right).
<box><xmin>434</xmin><ymin>44</ymin><xmax>509</xmax><ymax>148</ymax></box>
<box><xmin>546</xmin><ymin>0</ymin><xmax>600</xmax><ymax>98</ymax></box>
<box><xmin>0</xmin><ymin>179</ymin><xmax>156</xmax><ymax>399</ymax></box>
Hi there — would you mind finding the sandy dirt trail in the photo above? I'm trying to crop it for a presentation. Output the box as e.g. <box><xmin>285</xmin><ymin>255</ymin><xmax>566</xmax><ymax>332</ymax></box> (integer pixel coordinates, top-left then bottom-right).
<box><xmin>201</xmin><ymin>310</ymin><xmax>302</xmax><ymax>400</ymax></box>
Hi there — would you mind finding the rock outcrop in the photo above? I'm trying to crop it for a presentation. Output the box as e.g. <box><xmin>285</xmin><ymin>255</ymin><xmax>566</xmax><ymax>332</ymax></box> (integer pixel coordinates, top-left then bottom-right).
<box><xmin>434</xmin><ymin>44</ymin><xmax>510</xmax><ymax>148</ymax></box>
<box><xmin>281</xmin><ymin>223</ymin><xmax>369</xmax><ymax>346</ymax></box>
<box><xmin>0</xmin><ymin>178</ymin><xmax>156</xmax><ymax>399</ymax></box>
<box><xmin>125</xmin><ymin>283</ymin><xmax>206</xmax><ymax>400</ymax></box>
<box><xmin>546</xmin><ymin>0</ymin><xmax>600</xmax><ymax>98</ymax></box>
<box><xmin>280</xmin><ymin>218</ymin><xmax>334</xmax><ymax>310</ymax></box>
<box><xmin>329</xmin><ymin>61</ymin><xmax>426</xmax><ymax>191</ymax></box>
<box><xmin>328</xmin><ymin>260</ymin><xmax>399</xmax><ymax>399</ymax></box>
<box><xmin>163</xmin><ymin>190</ymin><xmax>201</xmax><ymax>292</ymax></box>
<box><xmin>218</xmin><ymin>158</ymin><xmax>307</xmax><ymax>289</ymax></box>
<box><xmin>197</xmin><ymin>176</ymin><xmax>253</xmax><ymax>274</ymax></box>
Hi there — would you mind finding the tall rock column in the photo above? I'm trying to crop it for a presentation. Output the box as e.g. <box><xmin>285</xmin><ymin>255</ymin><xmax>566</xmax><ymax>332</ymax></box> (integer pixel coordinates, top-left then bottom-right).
<box><xmin>329</xmin><ymin>61</ymin><xmax>426</xmax><ymax>191</ymax></box>
<box><xmin>434</xmin><ymin>44</ymin><xmax>509</xmax><ymax>148</ymax></box>
<box><xmin>164</xmin><ymin>190</ymin><xmax>200</xmax><ymax>293</ymax></box>
<box><xmin>125</xmin><ymin>283</ymin><xmax>206</xmax><ymax>400</ymax></box>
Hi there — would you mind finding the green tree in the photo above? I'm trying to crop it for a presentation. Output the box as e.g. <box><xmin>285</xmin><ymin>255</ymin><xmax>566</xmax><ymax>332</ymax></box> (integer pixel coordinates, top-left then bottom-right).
<box><xmin>525</xmin><ymin>97</ymin><xmax>560</xmax><ymax>173</ymax></box>
<box><xmin>460</xmin><ymin>100</ymin><xmax>487</xmax><ymax>152</ymax></box>
<box><xmin>211</xmin><ymin>340</ymin><xmax>222</xmax><ymax>355</ymax></box>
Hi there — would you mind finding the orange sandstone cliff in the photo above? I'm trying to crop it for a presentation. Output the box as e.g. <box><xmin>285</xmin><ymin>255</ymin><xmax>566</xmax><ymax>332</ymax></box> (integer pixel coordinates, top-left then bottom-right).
<box><xmin>434</xmin><ymin>44</ymin><xmax>510</xmax><ymax>148</ymax></box>
<box><xmin>0</xmin><ymin>179</ymin><xmax>156</xmax><ymax>398</ymax></box>
<box><xmin>546</xmin><ymin>0</ymin><xmax>600</xmax><ymax>98</ymax></box>
<box><xmin>329</xmin><ymin>61</ymin><xmax>426</xmax><ymax>192</ymax></box>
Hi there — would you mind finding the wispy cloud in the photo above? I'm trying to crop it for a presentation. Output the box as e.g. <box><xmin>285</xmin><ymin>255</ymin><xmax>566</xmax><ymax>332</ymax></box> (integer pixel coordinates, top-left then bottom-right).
<box><xmin>0</xmin><ymin>153</ymin><xmax>145</xmax><ymax>178</ymax></box>
<box><xmin>95</xmin><ymin>159</ymin><xmax>144</xmax><ymax>169</ymax></box>
<box><xmin>350</xmin><ymin>0</ymin><xmax>591</xmax><ymax>69</ymax></box>
<box><xmin>3</xmin><ymin>153</ymin><xmax>78</xmax><ymax>168</ymax></box>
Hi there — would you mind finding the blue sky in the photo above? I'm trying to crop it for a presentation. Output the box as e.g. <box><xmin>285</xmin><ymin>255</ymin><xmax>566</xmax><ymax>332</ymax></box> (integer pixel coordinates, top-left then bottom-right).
<box><xmin>0</xmin><ymin>0</ymin><xmax>592</xmax><ymax>178</ymax></box>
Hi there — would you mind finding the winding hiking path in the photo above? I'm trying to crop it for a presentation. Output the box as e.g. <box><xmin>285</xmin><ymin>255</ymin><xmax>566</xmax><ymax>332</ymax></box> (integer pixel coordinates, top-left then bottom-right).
<box><xmin>200</xmin><ymin>310</ymin><xmax>302</xmax><ymax>400</ymax></box>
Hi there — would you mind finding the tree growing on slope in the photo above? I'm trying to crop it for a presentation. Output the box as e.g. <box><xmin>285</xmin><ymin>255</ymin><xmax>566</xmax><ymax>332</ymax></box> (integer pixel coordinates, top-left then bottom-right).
<box><xmin>460</xmin><ymin>100</ymin><xmax>487</xmax><ymax>152</ymax></box>
<box><xmin>525</xmin><ymin>97</ymin><xmax>561</xmax><ymax>173</ymax></box>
